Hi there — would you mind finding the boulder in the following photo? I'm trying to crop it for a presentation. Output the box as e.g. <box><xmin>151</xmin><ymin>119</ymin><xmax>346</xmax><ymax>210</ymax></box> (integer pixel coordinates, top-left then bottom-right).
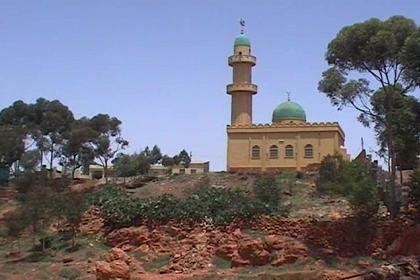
<box><xmin>95</xmin><ymin>260</ymin><xmax>130</xmax><ymax>280</ymax></box>
<box><xmin>106</xmin><ymin>226</ymin><xmax>149</xmax><ymax>247</ymax></box>
<box><xmin>215</xmin><ymin>244</ymin><xmax>237</xmax><ymax>260</ymax></box>
<box><xmin>271</xmin><ymin>254</ymin><xmax>299</xmax><ymax>266</ymax></box>
<box><xmin>238</xmin><ymin>240</ymin><xmax>271</xmax><ymax>266</ymax></box>
<box><xmin>105</xmin><ymin>247</ymin><xmax>132</xmax><ymax>264</ymax></box>
<box><xmin>263</xmin><ymin>235</ymin><xmax>287</xmax><ymax>251</ymax></box>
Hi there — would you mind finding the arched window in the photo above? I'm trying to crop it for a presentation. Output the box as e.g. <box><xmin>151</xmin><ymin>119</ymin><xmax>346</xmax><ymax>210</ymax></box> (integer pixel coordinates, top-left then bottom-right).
<box><xmin>304</xmin><ymin>144</ymin><xmax>313</xmax><ymax>158</ymax></box>
<box><xmin>285</xmin><ymin>145</ymin><xmax>294</xmax><ymax>158</ymax></box>
<box><xmin>251</xmin><ymin>145</ymin><xmax>260</xmax><ymax>159</ymax></box>
<box><xmin>269</xmin><ymin>145</ymin><xmax>278</xmax><ymax>159</ymax></box>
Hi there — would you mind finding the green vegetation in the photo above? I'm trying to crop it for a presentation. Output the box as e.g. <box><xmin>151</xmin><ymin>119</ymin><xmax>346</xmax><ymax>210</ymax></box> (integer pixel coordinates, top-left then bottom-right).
<box><xmin>409</xmin><ymin>168</ymin><xmax>420</xmax><ymax>212</ymax></box>
<box><xmin>58</xmin><ymin>268</ymin><xmax>81</xmax><ymax>280</ymax></box>
<box><xmin>144</xmin><ymin>254</ymin><xmax>171</xmax><ymax>271</ymax></box>
<box><xmin>317</xmin><ymin>154</ymin><xmax>379</xmax><ymax>217</ymax></box>
<box><xmin>90</xmin><ymin>175</ymin><xmax>285</xmax><ymax>227</ymax></box>
<box><xmin>253</xmin><ymin>173</ymin><xmax>282</xmax><ymax>211</ymax></box>
<box><xmin>90</xmin><ymin>184</ymin><xmax>275</xmax><ymax>227</ymax></box>
<box><xmin>318</xmin><ymin>16</ymin><xmax>420</xmax><ymax>217</ymax></box>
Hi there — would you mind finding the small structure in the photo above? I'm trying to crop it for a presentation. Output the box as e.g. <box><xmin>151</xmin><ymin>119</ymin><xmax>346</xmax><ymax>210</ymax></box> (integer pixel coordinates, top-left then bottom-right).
<box><xmin>149</xmin><ymin>165</ymin><xmax>171</xmax><ymax>177</ymax></box>
<box><xmin>171</xmin><ymin>161</ymin><xmax>210</xmax><ymax>175</ymax></box>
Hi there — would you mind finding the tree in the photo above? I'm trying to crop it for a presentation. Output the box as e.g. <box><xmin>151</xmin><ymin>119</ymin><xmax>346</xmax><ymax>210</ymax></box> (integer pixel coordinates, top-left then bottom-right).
<box><xmin>31</xmin><ymin>98</ymin><xmax>74</xmax><ymax>171</ymax></box>
<box><xmin>176</xmin><ymin>149</ymin><xmax>191</xmax><ymax>168</ymax></box>
<box><xmin>0</xmin><ymin>125</ymin><xmax>25</xmax><ymax>171</ymax></box>
<box><xmin>149</xmin><ymin>145</ymin><xmax>162</xmax><ymax>165</ymax></box>
<box><xmin>318</xmin><ymin>16</ymin><xmax>420</xmax><ymax>217</ymax></box>
<box><xmin>20</xmin><ymin>149</ymin><xmax>41</xmax><ymax>171</ymax></box>
<box><xmin>59</xmin><ymin>118</ymin><xmax>95</xmax><ymax>178</ymax></box>
<box><xmin>136</xmin><ymin>153</ymin><xmax>151</xmax><ymax>175</ymax></box>
<box><xmin>57</xmin><ymin>192</ymin><xmax>87</xmax><ymax>248</ymax></box>
<box><xmin>161</xmin><ymin>155</ymin><xmax>175</xmax><ymax>167</ymax></box>
<box><xmin>4</xmin><ymin>209</ymin><xmax>29</xmax><ymax>253</ymax></box>
<box><xmin>21</xmin><ymin>186</ymin><xmax>55</xmax><ymax>250</ymax></box>
<box><xmin>89</xmin><ymin>114</ymin><xmax>128</xmax><ymax>182</ymax></box>
<box><xmin>112</xmin><ymin>153</ymin><xmax>139</xmax><ymax>183</ymax></box>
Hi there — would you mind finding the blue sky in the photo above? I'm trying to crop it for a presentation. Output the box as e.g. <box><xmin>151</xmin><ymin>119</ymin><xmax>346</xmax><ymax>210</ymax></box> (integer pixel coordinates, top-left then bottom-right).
<box><xmin>1</xmin><ymin>1</ymin><xmax>420</xmax><ymax>171</ymax></box>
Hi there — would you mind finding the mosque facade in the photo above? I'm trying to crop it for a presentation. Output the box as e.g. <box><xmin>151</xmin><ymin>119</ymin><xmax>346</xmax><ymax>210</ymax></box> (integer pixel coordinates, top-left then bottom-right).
<box><xmin>226</xmin><ymin>30</ymin><xmax>349</xmax><ymax>172</ymax></box>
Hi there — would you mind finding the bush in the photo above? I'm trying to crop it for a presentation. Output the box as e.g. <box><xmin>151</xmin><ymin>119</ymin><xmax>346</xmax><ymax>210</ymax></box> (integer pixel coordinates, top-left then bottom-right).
<box><xmin>316</xmin><ymin>154</ymin><xmax>345</xmax><ymax>194</ymax></box>
<box><xmin>90</xmin><ymin>185</ymin><xmax>273</xmax><ymax>227</ymax></box>
<box><xmin>409</xmin><ymin>168</ymin><xmax>420</xmax><ymax>211</ymax></box>
<box><xmin>254</xmin><ymin>173</ymin><xmax>282</xmax><ymax>211</ymax></box>
<box><xmin>317</xmin><ymin>155</ymin><xmax>379</xmax><ymax>218</ymax></box>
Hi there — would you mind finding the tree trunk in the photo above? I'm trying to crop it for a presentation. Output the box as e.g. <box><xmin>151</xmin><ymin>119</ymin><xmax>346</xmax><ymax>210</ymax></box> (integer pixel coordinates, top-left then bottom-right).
<box><xmin>71</xmin><ymin>226</ymin><xmax>76</xmax><ymax>248</ymax></box>
<box><xmin>40</xmin><ymin>150</ymin><xmax>43</xmax><ymax>170</ymax></box>
<box><xmin>104</xmin><ymin>160</ymin><xmax>108</xmax><ymax>183</ymax></box>
<box><xmin>49</xmin><ymin>144</ymin><xmax>54</xmax><ymax>170</ymax></box>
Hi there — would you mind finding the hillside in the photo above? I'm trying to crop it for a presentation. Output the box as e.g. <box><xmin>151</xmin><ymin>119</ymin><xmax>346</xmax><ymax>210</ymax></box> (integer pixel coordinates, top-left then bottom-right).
<box><xmin>0</xmin><ymin>172</ymin><xmax>418</xmax><ymax>280</ymax></box>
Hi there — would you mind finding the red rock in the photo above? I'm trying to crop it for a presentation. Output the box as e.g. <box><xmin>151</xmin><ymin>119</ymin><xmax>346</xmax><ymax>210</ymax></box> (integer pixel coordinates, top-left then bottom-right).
<box><xmin>238</xmin><ymin>240</ymin><xmax>271</xmax><ymax>266</ymax></box>
<box><xmin>230</xmin><ymin>253</ymin><xmax>250</xmax><ymax>267</ymax></box>
<box><xmin>95</xmin><ymin>260</ymin><xmax>130</xmax><ymax>280</ymax></box>
<box><xmin>105</xmin><ymin>247</ymin><xmax>132</xmax><ymax>265</ymax></box>
<box><xmin>386</xmin><ymin>226</ymin><xmax>420</xmax><ymax>256</ymax></box>
<box><xmin>62</xmin><ymin>256</ymin><xmax>74</xmax><ymax>263</ymax></box>
<box><xmin>215</xmin><ymin>244</ymin><xmax>237</xmax><ymax>259</ymax></box>
<box><xmin>271</xmin><ymin>254</ymin><xmax>299</xmax><ymax>266</ymax></box>
<box><xmin>263</xmin><ymin>235</ymin><xmax>287</xmax><ymax>251</ymax></box>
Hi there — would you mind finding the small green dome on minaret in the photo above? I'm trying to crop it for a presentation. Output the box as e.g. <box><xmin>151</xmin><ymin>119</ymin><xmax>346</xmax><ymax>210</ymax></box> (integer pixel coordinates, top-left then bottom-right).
<box><xmin>272</xmin><ymin>100</ymin><xmax>306</xmax><ymax>123</ymax></box>
<box><xmin>234</xmin><ymin>34</ymin><xmax>251</xmax><ymax>46</ymax></box>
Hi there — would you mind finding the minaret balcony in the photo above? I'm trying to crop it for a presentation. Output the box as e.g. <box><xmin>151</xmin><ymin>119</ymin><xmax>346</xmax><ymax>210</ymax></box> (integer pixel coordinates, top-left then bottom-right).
<box><xmin>227</xmin><ymin>83</ymin><xmax>257</xmax><ymax>94</ymax></box>
<box><xmin>228</xmin><ymin>55</ymin><xmax>256</xmax><ymax>66</ymax></box>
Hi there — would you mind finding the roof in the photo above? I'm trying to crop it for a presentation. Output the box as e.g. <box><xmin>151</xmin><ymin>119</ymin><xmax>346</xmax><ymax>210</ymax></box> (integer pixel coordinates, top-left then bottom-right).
<box><xmin>272</xmin><ymin>101</ymin><xmax>306</xmax><ymax>122</ymax></box>
<box><xmin>234</xmin><ymin>34</ymin><xmax>251</xmax><ymax>46</ymax></box>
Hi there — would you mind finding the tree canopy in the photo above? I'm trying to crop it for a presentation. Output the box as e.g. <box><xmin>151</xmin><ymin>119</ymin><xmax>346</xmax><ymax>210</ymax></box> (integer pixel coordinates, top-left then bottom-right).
<box><xmin>318</xmin><ymin>16</ymin><xmax>420</xmax><ymax>216</ymax></box>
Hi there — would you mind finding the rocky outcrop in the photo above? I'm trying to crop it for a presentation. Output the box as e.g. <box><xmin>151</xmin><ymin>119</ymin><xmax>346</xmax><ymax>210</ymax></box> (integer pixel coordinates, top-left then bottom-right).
<box><xmin>237</xmin><ymin>239</ymin><xmax>271</xmax><ymax>266</ymax></box>
<box><xmin>95</xmin><ymin>260</ymin><xmax>130</xmax><ymax>280</ymax></box>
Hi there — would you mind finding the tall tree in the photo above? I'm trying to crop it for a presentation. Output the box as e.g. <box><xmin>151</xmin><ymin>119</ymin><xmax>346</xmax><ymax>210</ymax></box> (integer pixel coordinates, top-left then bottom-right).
<box><xmin>31</xmin><ymin>98</ymin><xmax>74</xmax><ymax>171</ymax></box>
<box><xmin>59</xmin><ymin>118</ymin><xmax>95</xmax><ymax>178</ymax></box>
<box><xmin>149</xmin><ymin>145</ymin><xmax>162</xmax><ymax>165</ymax></box>
<box><xmin>318</xmin><ymin>16</ymin><xmax>420</xmax><ymax>217</ymax></box>
<box><xmin>176</xmin><ymin>149</ymin><xmax>191</xmax><ymax>168</ymax></box>
<box><xmin>89</xmin><ymin>114</ymin><xmax>128</xmax><ymax>182</ymax></box>
<box><xmin>112</xmin><ymin>153</ymin><xmax>139</xmax><ymax>183</ymax></box>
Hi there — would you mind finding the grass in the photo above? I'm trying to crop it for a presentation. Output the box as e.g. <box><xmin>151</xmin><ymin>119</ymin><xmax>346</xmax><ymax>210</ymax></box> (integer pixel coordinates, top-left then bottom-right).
<box><xmin>132</xmin><ymin>251</ymin><xmax>147</xmax><ymax>261</ymax></box>
<box><xmin>58</xmin><ymin>267</ymin><xmax>82</xmax><ymax>280</ymax></box>
<box><xmin>144</xmin><ymin>254</ymin><xmax>171</xmax><ymax>271</ymax></box>
<box><xmin>213</xmin><ymin>256</ymin><xmax>231</xmax><ymax>269</ymax></box>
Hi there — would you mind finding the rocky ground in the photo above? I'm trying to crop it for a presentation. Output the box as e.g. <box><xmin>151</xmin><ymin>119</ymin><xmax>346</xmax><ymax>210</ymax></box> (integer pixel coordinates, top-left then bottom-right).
<box><xmin>0</xmin><ymin>173</ymin><xmax>419</xmax><ymax>279</ymax></box>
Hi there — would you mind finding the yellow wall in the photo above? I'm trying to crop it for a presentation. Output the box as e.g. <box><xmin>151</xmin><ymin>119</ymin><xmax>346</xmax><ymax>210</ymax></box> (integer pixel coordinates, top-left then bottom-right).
<box><xmin>227</xmin><ymin>123</ymin><xmax>347</xmax><ymax>172</ymax></box>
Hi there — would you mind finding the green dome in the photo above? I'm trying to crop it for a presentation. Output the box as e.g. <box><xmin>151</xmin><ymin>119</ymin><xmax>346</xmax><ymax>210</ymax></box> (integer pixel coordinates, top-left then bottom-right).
<box><xmin>272</xmin><ymin>101</ymin><xmax>306</xmax><ymax>122</ymax></box>
<box><xmin>234</xmin><ymin>34</ymin><xmax>251</xmax><ymax>46</ymax></box>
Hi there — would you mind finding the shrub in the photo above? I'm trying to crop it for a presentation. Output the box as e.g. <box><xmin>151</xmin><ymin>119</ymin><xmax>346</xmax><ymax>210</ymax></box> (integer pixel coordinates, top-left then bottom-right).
<box><xmin>316</xmin><ymin>154</ymin><xmax>345</xmax><ymax>194</ymax></box>
<box><xmin>91</xmin><ymin>185</ymin><xmax>273</xmax><ymax>227</ymax></box>
<box><xmin>409</xmin><ymin>168</ymin><xmax>420</xmax><ymax>211</ymax></box>
<box><xmin>317</xmin><ymin>155</ymin><xmax>379</xmax><ymax>218</ymax></box>
<box><xmin>254</xmin><ymin>173</ymin><xmax>282</xmax><ymax>211</ymax></box>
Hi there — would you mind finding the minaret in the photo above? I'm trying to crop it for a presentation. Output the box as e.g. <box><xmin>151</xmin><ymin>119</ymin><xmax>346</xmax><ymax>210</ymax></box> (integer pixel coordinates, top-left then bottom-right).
<box><xmin>227</xmin><ymin>19</ymin><xmax>257</xmax><ymax>125</ymax></box>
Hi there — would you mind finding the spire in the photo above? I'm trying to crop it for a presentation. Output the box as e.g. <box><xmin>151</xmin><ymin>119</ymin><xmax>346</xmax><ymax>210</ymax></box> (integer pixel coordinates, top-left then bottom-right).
<box><xmin>240</xmin><ymin>18</ymin><xmax>245</xmax><ymax>34</ymax></box>
<box><xmin>286</xmin><ymin>91</ymin><xmax>291</xmax><ymax>101</ymax></box>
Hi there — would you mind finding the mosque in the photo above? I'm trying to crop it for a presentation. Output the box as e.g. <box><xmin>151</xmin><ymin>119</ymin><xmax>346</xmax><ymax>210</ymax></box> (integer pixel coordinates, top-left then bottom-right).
<box><xmin>226</xmin><ymin>27</ymin><xmax>349</xmax><ymax>172</ymax></box>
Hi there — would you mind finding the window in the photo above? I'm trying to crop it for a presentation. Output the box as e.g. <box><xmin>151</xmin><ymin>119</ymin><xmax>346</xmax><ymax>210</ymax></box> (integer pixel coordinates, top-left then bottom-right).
<box><xmin>251</xmin><ymin>145</ymin><xmax>260</xmax><ymax>159</ymax></box>
<box><xmin>285</xmin><ymin>145</ymin><xmax>294</xmax><ymax>158</ymax></box>
<box><xmin>304</xmin><ymin>144</ymin><xmax>313</xmax><ymax>158</ymax></box>
<box><xmin>269</xmin><ymin>145</ymin><xmax>278</xmax><ymax>159</ymax></box>
<box><xmin>179</xmin><ymin>169</ymin><xmax>185</xmax><ymax>174</ymax></box>
<box><xmin>190</xmin><ymin>169</ymin><xmax>196</xmax><ymax>174</ymax></box>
